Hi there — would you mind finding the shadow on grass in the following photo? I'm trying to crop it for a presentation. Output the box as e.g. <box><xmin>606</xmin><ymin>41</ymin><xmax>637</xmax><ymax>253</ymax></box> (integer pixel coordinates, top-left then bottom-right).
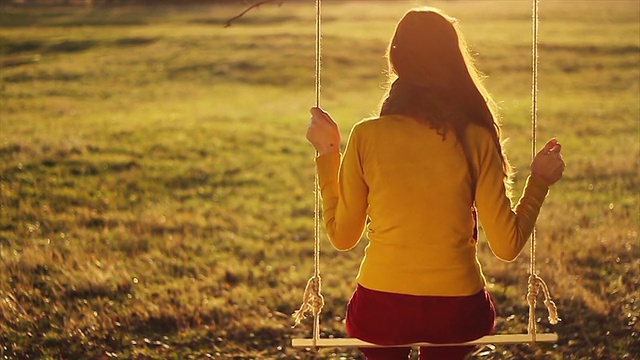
<box><xmin>191</xmin><ymin>14</ymin><xmax>302</xmax><ymax>27</ymax></box>
<box><xmin>487</xmin><ymin>295</ymin><xmax>639</xmax><ymax>360</ymax></box>
<box><xmin>49</xmin><ymin>39</ymin><xmax>98</xmax><ymax>53</ymax></box>
<box><xmin>0</xmin><ymin>37</ymin><xmax>158</xmax><ymax>73</ymax></box>
<box><xmin>0</xmin><ymin>38</ymin><xmax>45</xmax><ymax>55</ymax></box>
<box><xmin>210</xmin><ymin>292</ymin><xmax>637</xmax><ymax>359</ymax></box>
<box><xmin>114</xmin><ymin>36</ymin><xmax>158</xmax><ymax>47</ymax></box>
<box><xmin>1</xmin><ymin>251</ymin><xmax>636</xmax><ymax>360</ymax></box>
<box><xmin>0</xmin><ymin>8</ymin><xmax>147</xmax><ymax>28</ymax></box>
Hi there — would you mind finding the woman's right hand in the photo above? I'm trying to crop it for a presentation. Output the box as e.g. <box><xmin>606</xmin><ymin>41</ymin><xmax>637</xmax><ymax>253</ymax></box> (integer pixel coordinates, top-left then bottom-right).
<box><xmin>531</xmin><ymin>138</ymin><xmax>565</xmax><ymax>185</ymax></box>
<box><xmin>306</xmin><ymin>107</ymin><xmax>341</xmax><ymax>156</ymax></box>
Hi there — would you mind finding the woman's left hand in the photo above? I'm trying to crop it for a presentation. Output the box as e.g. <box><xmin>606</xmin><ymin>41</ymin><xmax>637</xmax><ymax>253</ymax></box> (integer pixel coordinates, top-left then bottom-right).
<box><xmin>306</xmin><ymin>107</ymin><xmax>341</xmax><ymax>155</ymax></box>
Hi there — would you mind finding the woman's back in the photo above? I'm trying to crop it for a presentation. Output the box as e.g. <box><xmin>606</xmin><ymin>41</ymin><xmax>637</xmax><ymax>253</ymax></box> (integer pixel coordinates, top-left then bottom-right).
<box><xmin>319</xmin><ymin>112</ymin><xmax>552</xmax><ymax>297</ymax></box>
<box><xmin>344</xmin><ymin>115</ymin><xmax>486</xmax><ymax>296</ymax></box>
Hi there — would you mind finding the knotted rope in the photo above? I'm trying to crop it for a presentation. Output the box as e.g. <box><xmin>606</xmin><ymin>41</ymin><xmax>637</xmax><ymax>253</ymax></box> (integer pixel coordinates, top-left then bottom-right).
<box><xmin>527</xmin><ymin>0</ymin><xmax>560</xmax><ymax>341</ymax></box>
<box><xmin>292</xmin><ymin>0</ymin><xmax>324</xmax><ymax>348</ymax></box>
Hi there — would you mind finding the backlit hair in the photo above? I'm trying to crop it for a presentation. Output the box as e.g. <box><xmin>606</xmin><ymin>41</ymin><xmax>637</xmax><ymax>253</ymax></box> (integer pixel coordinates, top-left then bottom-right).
<box><xmin>380</xmin><ymin>7</ymin><xmax>512</xmax><ymax>187</ymax></box>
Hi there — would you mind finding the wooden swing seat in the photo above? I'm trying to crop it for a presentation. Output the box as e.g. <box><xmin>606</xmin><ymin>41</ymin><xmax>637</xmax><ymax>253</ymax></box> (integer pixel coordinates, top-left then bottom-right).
<box><xmin>292</xmin><ymin>333</ymin><xmax>558</xmax><ymax>348</ymax></box>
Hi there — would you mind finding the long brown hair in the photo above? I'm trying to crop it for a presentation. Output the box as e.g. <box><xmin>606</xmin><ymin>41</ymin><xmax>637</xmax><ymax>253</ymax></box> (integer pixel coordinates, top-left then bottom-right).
<box><xmin>380</xmin><ymin>7</ymin><xmax>512</xmax><ymax>188</ymax></box>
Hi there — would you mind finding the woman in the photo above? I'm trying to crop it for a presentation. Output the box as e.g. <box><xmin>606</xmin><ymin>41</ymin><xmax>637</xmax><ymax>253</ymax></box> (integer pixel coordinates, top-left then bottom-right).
<box><xmin>306</xmin><ymin>7</ymin><xmax>565</xmax><ymax>360</ymax></box>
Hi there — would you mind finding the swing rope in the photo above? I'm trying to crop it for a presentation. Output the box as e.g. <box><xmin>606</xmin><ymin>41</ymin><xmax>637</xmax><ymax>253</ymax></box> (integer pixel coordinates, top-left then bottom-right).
<box><xmin>526</xmin><ymin>0</ymin><xmax>560</xmax><ymax>341</ymax></box>
<box><xmin>293</xmin><ymin>0</ymin><xmax>559</xmax><ymax>347</ymax></box>
<box><xmin>291</xmin><ymin>0</ymin><xmax>324</xmax><ymax>348</ymax></box>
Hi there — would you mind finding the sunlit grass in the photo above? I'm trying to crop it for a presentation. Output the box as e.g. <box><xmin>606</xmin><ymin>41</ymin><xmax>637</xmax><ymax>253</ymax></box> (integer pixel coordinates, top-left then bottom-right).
<box><xmin>1</xmin><ymin>1</ymin><xmax>639</xmax><ymax>359</ymax></box>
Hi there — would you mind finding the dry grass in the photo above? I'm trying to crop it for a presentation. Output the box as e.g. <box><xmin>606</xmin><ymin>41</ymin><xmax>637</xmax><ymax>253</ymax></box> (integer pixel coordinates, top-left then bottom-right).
<box><xmin>0</xmin><ymin>1</ymin><xmax>638</xmax><ymax>359</ymax></box>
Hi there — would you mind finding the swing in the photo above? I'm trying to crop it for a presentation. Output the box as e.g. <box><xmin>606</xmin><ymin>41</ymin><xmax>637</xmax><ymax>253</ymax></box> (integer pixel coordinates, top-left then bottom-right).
<box><xmin>292</xmin><ymin>0</ymin><xmax>560</xmax><ymax>349</ymax></box>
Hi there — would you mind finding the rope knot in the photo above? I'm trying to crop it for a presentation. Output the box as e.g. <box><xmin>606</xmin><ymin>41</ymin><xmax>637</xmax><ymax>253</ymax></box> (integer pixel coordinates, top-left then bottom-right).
<box><xmin>292</xmin><ymin>275</ymin><xmax>325</xmax><ymax>327</ymax></box>
<box><xmin>527</xmin><ymin>273</ymin><xmax>561</xmax><ymax>335</ymax></box>
<box><xmin>527</xmin><ymin>274</ymin><xmax>541</xmax><ymax>308</ymax></box>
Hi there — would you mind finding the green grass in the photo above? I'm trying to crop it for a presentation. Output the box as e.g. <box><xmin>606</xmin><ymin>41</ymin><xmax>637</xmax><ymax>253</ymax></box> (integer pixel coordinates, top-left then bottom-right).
<box><xmin>1</xmin><ymin>1</ymin><xmax>639</xmax><ymax>359</ymax></box>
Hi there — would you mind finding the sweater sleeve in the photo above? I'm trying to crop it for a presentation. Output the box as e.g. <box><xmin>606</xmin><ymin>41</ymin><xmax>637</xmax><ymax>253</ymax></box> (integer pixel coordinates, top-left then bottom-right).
<box><xmin>315</xmin><ymin>126</ymin><xmax>368</xmax><ymax>251</ymax></box>
<box><xmin>475</xmin><ymin>136</ymin><xmax>550</xmax><ymax>261</ymax></box>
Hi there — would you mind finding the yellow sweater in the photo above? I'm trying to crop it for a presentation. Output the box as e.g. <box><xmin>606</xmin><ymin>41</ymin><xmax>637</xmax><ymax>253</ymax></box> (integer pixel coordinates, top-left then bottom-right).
<box><xmin>316</xmin><ymin>115</ymin><xmax>550</xmax><ymax>296</ymax></box>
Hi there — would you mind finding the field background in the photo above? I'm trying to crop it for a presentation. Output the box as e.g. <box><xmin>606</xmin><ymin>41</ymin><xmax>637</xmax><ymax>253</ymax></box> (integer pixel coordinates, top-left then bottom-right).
<box><xmin>1</xmin><ymin>0</ymin><xmax>638</xmax><ymax>359</ymax></box>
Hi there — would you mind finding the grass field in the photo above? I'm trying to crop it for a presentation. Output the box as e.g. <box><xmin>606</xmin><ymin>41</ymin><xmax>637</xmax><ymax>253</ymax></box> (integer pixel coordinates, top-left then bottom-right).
<box><xmin>0</xmin><ymin>1</ymin><xmax>639</xmax><ymax>359</ymax></box>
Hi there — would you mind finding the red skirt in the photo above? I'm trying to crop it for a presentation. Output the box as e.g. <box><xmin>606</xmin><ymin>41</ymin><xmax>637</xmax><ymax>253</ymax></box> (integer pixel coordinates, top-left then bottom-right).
<box><xmin>346</xmin><ymin>284</ymin><xmax>496</xmax><ymax>360</ymax></box>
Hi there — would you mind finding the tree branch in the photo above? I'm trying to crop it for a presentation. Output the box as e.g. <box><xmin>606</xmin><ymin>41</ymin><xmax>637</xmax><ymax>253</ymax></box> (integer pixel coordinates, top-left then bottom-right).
<box><xmin>225</xmin><ymin>0</ymin><xmax>284</xmax><ymax>28</ymax></box>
